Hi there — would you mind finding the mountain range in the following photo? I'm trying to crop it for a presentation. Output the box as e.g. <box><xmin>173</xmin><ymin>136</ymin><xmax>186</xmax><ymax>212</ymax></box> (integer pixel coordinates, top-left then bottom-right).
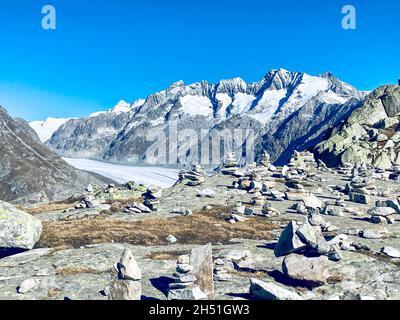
<box><xmin>37</xmin><ymin>69</ymin><xmax>364</xmax><ymax>167</ymax></box>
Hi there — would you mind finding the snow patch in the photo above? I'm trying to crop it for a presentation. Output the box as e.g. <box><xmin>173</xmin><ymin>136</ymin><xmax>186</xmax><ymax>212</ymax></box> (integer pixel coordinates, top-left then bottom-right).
<box><xmin>249</xmin><ymin>89</ymin><xmax>288</xmax><ymax>123</ymax></box>
<box><xmin>29</xmin><ymin>118</ymin><xmax>72</xmax><ymax>142</ymax></box>
<box><xmin>215</xmin><ymin>93</ymin><xmax>232</xmax><ymax>118</ymax></box>
<box><xmin>180</xmin><ymin>95</ymin><xmax>213</xmax><ymax>117</ymax></box>
<box><xmin>229</xmin><ymin>93</ymin><xmax>256</xmax><ymax>115</ymax></box>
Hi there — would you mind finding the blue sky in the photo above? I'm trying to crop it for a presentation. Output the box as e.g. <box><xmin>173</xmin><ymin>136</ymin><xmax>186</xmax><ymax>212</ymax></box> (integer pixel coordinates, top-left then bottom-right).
<box><xmin>0</xmin><ymin>0</ymin><xmax>399</xmax><ymax>121</ymax></box>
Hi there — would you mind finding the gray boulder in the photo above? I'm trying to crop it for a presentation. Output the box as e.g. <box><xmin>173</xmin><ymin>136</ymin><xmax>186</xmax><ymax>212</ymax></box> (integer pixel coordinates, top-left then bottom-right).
<box><xmin>274</xmin><ymin>221</ymin><xmax>307</xmax><ymax>257</ymax></box>
<box><xmin>250</xmin><ymin>278</ymin><xmax>303</xmax><ymax>300</ymax></box>
<box><xmin>0</xmin><ymin>201</ymin><xmax>42</xmax><ymax>250</ymax></box>
<box><xmin>282</xmin><ymin>254</ymin><xmax>330</xmax><ymax>287</ymax></box>
<box><xmin>190</xmin><ymin>243</ymin><xmax>214</xmax><ymax>299</ymax></box>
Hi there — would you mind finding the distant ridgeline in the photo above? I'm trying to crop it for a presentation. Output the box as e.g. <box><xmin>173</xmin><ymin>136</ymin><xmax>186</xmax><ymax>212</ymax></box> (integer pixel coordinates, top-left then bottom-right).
<box><xmin>39</xmin><ymin>69</ymin><xmax>364</xmax><ymax>167</ymax></box>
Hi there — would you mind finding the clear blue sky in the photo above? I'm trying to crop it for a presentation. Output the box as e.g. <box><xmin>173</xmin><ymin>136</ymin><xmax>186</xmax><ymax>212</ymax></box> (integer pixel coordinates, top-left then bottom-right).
<box><xmin>0</xmin><ymin>0</ymin><xmax>399</xmax><ymax>121</ymax></box>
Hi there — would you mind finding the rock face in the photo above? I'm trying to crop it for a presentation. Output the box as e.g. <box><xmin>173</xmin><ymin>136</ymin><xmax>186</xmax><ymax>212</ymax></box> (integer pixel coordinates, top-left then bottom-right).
<box><xmin>316</xmin><ymin>85</ymin><xmax>400</xmax><ymax>169</ymax></box>
<box><xmin>0</xmin><ymin>201</ymin><xmax>42</xmax><ymax>250</ymax></box>
<box><xmin>45</xmin><ymin>70</ymin><xmax>362</xmax><ymax>167</ymax></box>
<box><xmin>0</xmin><ymin>106</ymin><xmax>103</xmax><ymax>204</ymax></box>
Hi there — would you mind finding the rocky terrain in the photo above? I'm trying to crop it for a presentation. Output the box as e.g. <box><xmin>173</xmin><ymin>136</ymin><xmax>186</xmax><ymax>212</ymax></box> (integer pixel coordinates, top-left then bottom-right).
<box><xmin>2</xmin><ymin>151</ymin><xmax>400</xmax><ymax>300</ymax></box>
<box><xmin>316</xmin><ymin>85</ymin><xmax>400</xmax><ymax>169</ymax></box>
<box><xmin>45</xmin><ymin>70</ymin><xmax>363</xmax><ymax>166</ymax></box>
<box><xmin>0</xmin><ymin>106</ymin><xmax>106</xmax><ymax>204</ymax></box>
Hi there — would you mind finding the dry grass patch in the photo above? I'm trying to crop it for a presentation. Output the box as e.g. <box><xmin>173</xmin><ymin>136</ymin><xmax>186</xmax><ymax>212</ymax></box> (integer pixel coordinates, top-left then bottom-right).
<box><xmin>43</xmin><ymin>288</ymin><xmax>63</xmax><ymax>300</ymax></box>
<box><xmin>228</xmin><ymin>270</ymin><xmax>268</xmax><ymax>279</ymax></box>
<box><xmin>145</xmin><ymin>250</ymin><xmax>191</xmax><ymax>261</ymax></box>
<box><xmin>19</xmin><ymin>202</ymin><xmax>75</xmax><ymax>215</ymax></box>
<box><xmin>37</xmin><ymin>206</ymin><xmax>278</xmax><ymax>249</ymax></box>
<box><xmin>55</xmin><ymin>266</ymin><xmax>102</xmax><ymax>276</ymax></box>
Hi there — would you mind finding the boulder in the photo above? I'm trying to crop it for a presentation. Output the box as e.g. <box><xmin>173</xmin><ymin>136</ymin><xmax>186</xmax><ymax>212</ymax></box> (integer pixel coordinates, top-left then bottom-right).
<box><xmin>116</xmin><ymin>248</ymin><xmax>141</xmax><ymax>281</ymax></box>
<box><xmin>376</xmin><ymin>200</ymin><xmax>400</xmax><ymax>214</ymax></box>
<box><xmin>249</xmin><ymin>278</ymin><xmax>303</xmax><ymax>300</ymax></box>
<box><xmin>274</xmin><ymin>221</ymin><xmax>307</xmax><ymax>257</ymax></box>
<box><xmin>301</xmin><ymin>194</ymin><xmax>323</xmax><ymax>209</ymax></box>
<box><xmin>190</xmin><ymin>243</ymin><xmax>214</xmax><ymax>299</ymax></box>
<box><xmin>0</xmin><ymin>201</ymin><xmax>42</xmax><ymax>250</ymax></box>
<box><xmin>109</xmin><ymin>248</ymin><xmax>142</xmax><ymax>300</ymax></box>
<box><xmin>381</xmin><ymin>247</ymin><xmax>400</xmax><ymax>259</ymax></box>
<box><xmin>282</xmin><ymin>254</ymin><xmax>329</xmax><ymax>287</ymax></box>
<box><xmin>367</xmin><ymin>207</ymin><xmax>396</xmax><ymax>217</ymax></box>
<box><xmin>168</xmin><ymin>287</ymin><xmax>207</xmax><ymax>300</ymax></box>
<box><xmin>165</xmin><ymin>235</ymin><xmax>178</xmax><ymax>244</ymax></box>
<box><xmin>323</xmin><ymin>206</ymin><xmax>345</xmax><ymax>217</ymax></box>
<box><xmin>108</xmin><ymin>279</ymin><xmax>141</xmax><ymax>300</ymax></box>
<box><xmin>349</xmin><ymin>192</ymin><xmax>371</xmax><ymax>204</ymax></box>
<box><xmin>296</xmin><ymin>222</ymin><xmax>318</xmax><ymax>247</ymax></box>
<box><xmin>17</xmin><ymin>279</ymin><xmax>37</xmax><ymax>294</ymax></box>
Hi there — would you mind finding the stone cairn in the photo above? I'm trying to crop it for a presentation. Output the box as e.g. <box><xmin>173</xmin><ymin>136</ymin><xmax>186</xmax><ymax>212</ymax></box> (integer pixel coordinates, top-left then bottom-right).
<box><xmin>143</xmin><ymin>186</ymin><xmax>163</xmax><ymax>211</ymax></box>
<box><xmin>289</xmin><ymin>151</ymin><xmax>318</xmax><ymax>173</ymax></box>
<box><xmin>108</xmin><ymin>248</ymin><xmax>142</xmax><ymax>300</ymax></box>
<box><xmin>178</xmin><ymin>163</ymin><xmax>206</xmax><ymax>186</ymax></box>
<box><xmin>75</xmin><ymin>195</ymin><xmax>99</xmax><ymax>209</ymax></box>
<box><xmin>104</xmin><ymin>184</ymin><xmax>116</xmax><ymax>194</ymax></box>
<box><xmin>221</xmin><ymin>152</ymin><xmax>242</xmax><ymax>176</ymax></box>
<box><xmin>261</xmin><ymin>201</ymin><xmax>281</xmax><ymax>217</ymax></box>
<box><xmin>346</xmin><ymin>166</ymin><xmax>376</xmax><ymax>204</ymax></box>
<box><xmin>281</xmin><ymin>151</ymin><xmax>320</xmax><ymax>203</ymax></box>
<box><xmin>124</xmin><ymin>202</ymin><xmax>152</xmax><ymax>215</ymax></box>
<box><xmin>260</xmin><ymin>151</ymin><xmax>272</xmax><ymax>168</ymax></box>
<box><xmin>368</xmin><ymin>201</ymin><xmax>398</xmax><ymax>224</ymax></box>
<box><xmin>213</xmin><ymin>258</ymin><xmax>232</xmax><ymax>282</ymax></box>
<box><xmin>168</xmin><ymin>243</ymin><xmax>214</xmax><ymax>300</ymax></box>
<box><xmin>274</xmin><ymin>220</ymin><xmax>342</xmax><ymax>263</ymax></box>
<box><xmin>337</xmin><ymin>162</ymin><xmax>355</xmax><ymax>175</ymax></box>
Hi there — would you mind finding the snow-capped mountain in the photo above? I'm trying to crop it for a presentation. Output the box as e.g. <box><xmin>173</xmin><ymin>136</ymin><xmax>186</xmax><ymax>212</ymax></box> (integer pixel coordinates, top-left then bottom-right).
<box><xmin>88</xmin><ymin>99</ymin><xmax>145</xmax><ymax>117</ymax></box>
<box><xmin>29</xmin><ymin>117</ymin><xmax>72</xmax><ymax>142</ymax></box>
<box><xmin>44</xmin><ymin>69</ymin><xmax>363</xmax><ymax>166</ymax></box>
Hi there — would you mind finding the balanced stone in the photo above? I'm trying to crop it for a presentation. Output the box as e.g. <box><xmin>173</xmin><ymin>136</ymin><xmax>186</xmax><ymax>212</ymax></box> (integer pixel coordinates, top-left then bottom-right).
<box><xmin>143</xmin><ymin>186</ymin><xmax>162</xmax><ymax>211</ymax></box>
<box><xmin>109</xmin><ymin>248</ymin><xmax>142</xmax><ymax>300</ymax></box>
<box><xmin>179</xmin><ymin>163</ymin><xmax>206</xmax><ymax>186</ymax></box>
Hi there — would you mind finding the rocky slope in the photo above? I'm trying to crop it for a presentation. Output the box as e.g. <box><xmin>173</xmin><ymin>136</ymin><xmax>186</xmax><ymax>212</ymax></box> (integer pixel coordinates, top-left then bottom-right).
<box><xmin>45</xmin><ymin>70</ymin><xmax>363</xmax><ymax>166</ymax></box>
<box><xmin>316</xmin><ymin>85</ymin><xmax>400</xmax><ymax>169</ymax></box>
<box><xmin>0</xmin><ymin>106</ymin><xmax>103</xmax><ymax>204</ymax></box>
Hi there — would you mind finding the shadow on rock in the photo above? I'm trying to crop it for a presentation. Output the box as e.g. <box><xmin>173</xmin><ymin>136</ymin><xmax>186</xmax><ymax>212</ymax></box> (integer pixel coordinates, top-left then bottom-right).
<box><xmin>0</xmin><ymin>248</ymin><xmax>27</xmax><ymax>259</ymax></box>
<box><xmin>150</xmin><ymin>276</ymin><xmax>175</xmax><ymax>297</ymax></box>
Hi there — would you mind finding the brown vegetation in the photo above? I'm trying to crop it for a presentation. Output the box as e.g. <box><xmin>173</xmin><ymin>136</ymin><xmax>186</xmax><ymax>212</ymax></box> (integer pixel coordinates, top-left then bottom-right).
<box><xmin>19</xmin><ymin>202</ymin><xmax>74</xmax><ymax>215</ymax></box>
<box><xmin>55</xmin><ymin>266</ymin><xmax>103</xmax><ymax>276</ymax></box>
<box><xmin>37</xmin><ymin>206</ymin><xmax>278</xmax><ymax>249</ymax></box>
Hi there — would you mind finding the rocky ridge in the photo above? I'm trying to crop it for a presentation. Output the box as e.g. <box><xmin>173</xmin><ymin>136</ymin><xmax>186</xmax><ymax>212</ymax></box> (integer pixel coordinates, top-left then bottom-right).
<box><xmin>316</xmin><ymin>85</ymin><xmax>400</xmax><ymax>169</ymax></box>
